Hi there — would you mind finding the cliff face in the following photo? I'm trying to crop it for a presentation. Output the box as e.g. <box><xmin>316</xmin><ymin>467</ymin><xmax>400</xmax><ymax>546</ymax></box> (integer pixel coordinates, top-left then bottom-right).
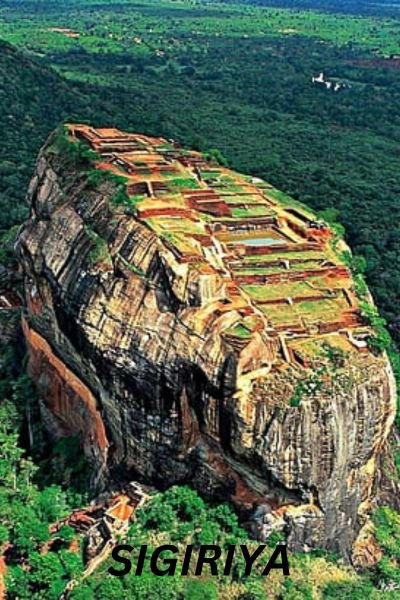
<box><xmin>17</xmin><ymin>126</ymin><xmax>397</xmax><ymax>555</ymax></box>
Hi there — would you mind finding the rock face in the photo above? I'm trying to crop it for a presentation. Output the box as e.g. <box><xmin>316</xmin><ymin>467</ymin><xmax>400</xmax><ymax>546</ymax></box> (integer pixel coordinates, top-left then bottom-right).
<box><xmin>17</xmin><ymin>126</ymin><xmax>397</xmax><ymax>555</ymax></box>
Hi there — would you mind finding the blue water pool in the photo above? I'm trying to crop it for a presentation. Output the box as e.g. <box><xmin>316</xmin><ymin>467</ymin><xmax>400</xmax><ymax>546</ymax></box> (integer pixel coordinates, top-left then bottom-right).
<box><xmin>238</xmin><ymin>237</ymin><xmax>283</xmax><ymax>246</ymax></box>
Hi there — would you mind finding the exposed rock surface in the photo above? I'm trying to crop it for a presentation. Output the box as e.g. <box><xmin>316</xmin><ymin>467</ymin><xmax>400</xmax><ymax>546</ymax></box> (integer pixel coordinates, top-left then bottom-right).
<box><xmin>17</xmin><ymin>127</ymin><xmax>397</xmax><ymax>555</ymax></box>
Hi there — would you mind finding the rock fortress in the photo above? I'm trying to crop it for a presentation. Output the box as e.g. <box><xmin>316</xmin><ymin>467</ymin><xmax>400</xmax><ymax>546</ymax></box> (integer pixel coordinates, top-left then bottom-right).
<box><xmin>16</xmin><ymin>124</ymin><xmax>396</xmax><ymax>556</ymax></box>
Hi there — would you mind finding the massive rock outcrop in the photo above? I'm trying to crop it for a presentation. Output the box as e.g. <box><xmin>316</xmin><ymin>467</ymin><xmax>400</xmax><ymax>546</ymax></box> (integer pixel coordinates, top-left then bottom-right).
<box><xmin>17</xmin><ymin>126</ymin><xmax>397</xmax><ymax>555</ymax></box>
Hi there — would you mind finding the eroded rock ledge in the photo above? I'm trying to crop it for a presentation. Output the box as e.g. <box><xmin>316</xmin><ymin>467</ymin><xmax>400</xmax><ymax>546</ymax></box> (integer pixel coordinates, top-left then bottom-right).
<box><xmin>17</xmin><ymin>125</ymin><xmax>396</xmax><ymax>555</ymax></box>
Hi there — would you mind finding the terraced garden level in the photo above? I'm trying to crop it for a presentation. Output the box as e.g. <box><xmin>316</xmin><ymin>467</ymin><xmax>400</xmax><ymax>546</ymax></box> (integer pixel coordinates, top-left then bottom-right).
<box><xmin>68</xmin><ymin>124</ymin><xmax>370</xmax><ymax>366</ymax></box>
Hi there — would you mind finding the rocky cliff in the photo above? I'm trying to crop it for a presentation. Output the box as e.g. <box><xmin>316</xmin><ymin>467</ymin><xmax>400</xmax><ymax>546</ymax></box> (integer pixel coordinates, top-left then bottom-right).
<box><xmin>16</xmin><ymin>126</ymin><xmax>397</xmax><ymax>556</ymax></box>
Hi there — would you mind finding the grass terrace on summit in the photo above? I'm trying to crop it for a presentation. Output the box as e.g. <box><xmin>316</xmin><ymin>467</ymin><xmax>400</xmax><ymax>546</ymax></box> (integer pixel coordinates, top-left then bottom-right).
<box><xmin>67</xmin><ymin>124</ymin><xmax>371</xmax><ymax>366</ymax></box>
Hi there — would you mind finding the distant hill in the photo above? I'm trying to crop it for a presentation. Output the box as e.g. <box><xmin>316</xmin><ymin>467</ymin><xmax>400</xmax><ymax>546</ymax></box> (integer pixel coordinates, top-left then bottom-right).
<box><xmin>0</xmin><ymin>40</ymin><xmax>126</xmax><ymax>230</ymax></box>
<box><xmin>0</xmin><ymin>41</ymin><xmax>87</xmax><ymax>228</ymax></box>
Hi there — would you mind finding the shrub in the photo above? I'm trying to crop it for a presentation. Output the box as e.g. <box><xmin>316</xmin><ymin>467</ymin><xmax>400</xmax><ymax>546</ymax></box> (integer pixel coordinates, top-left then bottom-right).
<box><xmin>48</xmin><ymin>126</ymin><xmax>101</xmax><ymax>167</ymax></box>
<box><xmin>203</xmin><ymin>148</ymin><xmax>228</xmax><ymax>166</ymax></box>
<box><xmin>359</xmin><ymin>301</ymin><xmax>392</xmax><ymax>353</ymax></box>
<box><xmin>85</xmin><ymin>227</ymin><xmax>110</xmax><ymax>266</ymax></box>
<box><xmin>322</xmin><ymin>579</ymin><xmax>376</xmax><ymax>599</ymax></box>
<box><xmin>283</xmin><ymin>578</ymin><xmax>314</xmax><ymax>600</ymax></box>
<box><xmin>184</xmin><ymin>580</ymin><xmax>218</xmax><ymax>600</ymax></box>
<box><xmin>372</xmin><ymin>507</ymin><xmax>400</xmax><ymax>560</ymax></box>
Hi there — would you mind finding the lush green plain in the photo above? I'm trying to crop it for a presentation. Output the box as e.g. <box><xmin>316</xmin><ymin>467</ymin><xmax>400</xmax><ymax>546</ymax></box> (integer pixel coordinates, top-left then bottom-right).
<box><xmin>2</xmin><ymin>0</ymin><xmax>400</xmax><ymax>54</ymax></box>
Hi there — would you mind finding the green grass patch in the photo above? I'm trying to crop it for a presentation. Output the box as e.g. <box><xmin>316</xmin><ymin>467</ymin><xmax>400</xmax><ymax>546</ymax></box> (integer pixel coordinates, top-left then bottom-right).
<box><xmin>243</xmin><ymin>279</ymin><xmax>322</xmax><ymax>301</ymax></box>
<box><xmin>200</xmin><ymin>170</ymin><xmax>222</xmax><ymax>178</ymax></box>
<box><xmin>169</xmin><ymin>177</ymin><xmax>201</xmax><ymax>190</ymax></box>
<box><xmin>224</xmin><ymin>322</ymin><xmax>252</xmax><ymax>339</ymax></box>
<box><xmin>267</xmin><ymin>188</ymin><xmax>315</xmax><ymax>216</ymax></box>
<box><xmin>242</xmin><ymin>251</ymin><xmax>326</xmax><ymax>263</ymax></box>
<box><xmin>225</xmin><ymin>195</ymin><xmax>267</xmax><ymax>205</ymax></box>
<box><xmin>231</xmin><ymin>206</ymin><xmax>270</xmax><ymax>218</ymax></box>
<box><xmin>259</xmin><ymin>297</ymin><xmax>347</xmax><ymax>326</ymax></box>
<box><xmin>85</xmin><ymin>226</ymin><xmax>110</xmax><ymax>266</ymax></box>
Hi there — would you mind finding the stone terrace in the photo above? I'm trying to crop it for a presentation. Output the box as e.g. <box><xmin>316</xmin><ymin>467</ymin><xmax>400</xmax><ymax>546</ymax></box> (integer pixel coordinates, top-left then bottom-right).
<box><xmin>68</xmin><ymin>124</ymin><xmax>370</xmax><ymax>366</ymax></box>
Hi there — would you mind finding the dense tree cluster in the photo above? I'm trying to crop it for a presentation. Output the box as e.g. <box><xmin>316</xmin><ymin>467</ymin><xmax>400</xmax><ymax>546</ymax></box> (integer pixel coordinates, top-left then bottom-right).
<box><xmin>63</xmin><ymin>486</ymin><xmax>400</xmax><ymax>599</ymax></box>
<box><xmin>0</xmin><ymin>339</ymin><xmax>85</xmax><ymax>599</ymax></box>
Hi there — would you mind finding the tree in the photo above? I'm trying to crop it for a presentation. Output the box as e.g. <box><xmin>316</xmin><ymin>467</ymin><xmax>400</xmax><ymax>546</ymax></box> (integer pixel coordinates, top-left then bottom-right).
<box><xmin>184</xmin><ymin>580</ymin><xmax>218</xmax><ymax>600</ymax></box>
